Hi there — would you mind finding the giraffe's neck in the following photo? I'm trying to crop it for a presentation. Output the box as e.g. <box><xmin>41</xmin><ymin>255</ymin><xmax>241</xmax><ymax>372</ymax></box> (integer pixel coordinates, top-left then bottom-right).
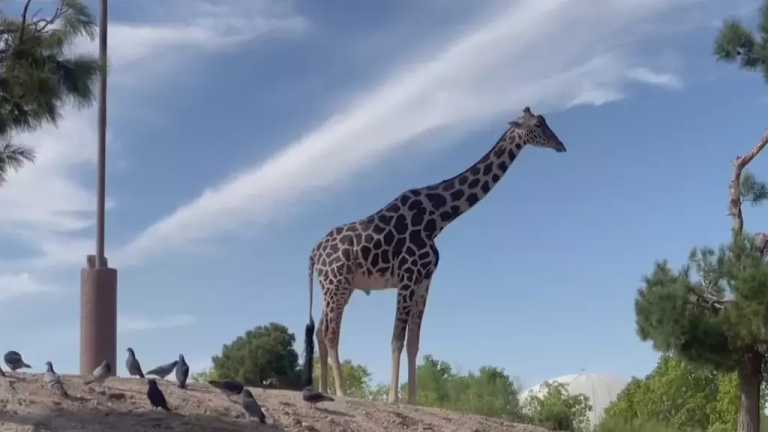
<box><xmin>416</xmin><ymin>126</ymin><xmax>524</xmax><ymax>237</ymax></box>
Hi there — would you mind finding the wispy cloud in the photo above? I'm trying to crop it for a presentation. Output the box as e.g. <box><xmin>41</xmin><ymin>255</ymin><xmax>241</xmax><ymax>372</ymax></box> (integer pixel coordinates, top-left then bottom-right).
<box><xmin>626</xmin><ymin>67</ymin><xmax>683</xmax><ymax>90</ymax></box>
<box><xmin>0</xmin><ymin>0</ymin><xmax>307</xmax><ymax>271</ymax></box>
<box><xmin>119</xmin><ymin>0</ymin><xmax>693</xmax><ymax>264</ymax></box>
<box><xmin>0</xmin><ymin>272</ymin><xmax>56</xmax><ymax>301</ymax></box>
<box><xmin>119</xmin><ymin>314</ymin><xmax>197</xmax><ymax>332</ymax></box>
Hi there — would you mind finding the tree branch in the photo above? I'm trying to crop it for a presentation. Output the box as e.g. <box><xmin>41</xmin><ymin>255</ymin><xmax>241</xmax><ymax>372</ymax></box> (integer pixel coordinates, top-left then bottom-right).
<box><xmin>32</xmin><ymin>3</ymin><xmax>65</xmax><ymax>34</ymax></box>
<box><xmin>18</xmin><ymin>0</ymin><xmax>32</xmax><ymax>43</ymax></box>
<box><xmin>729</xmin><ymin>129</ymin><xmax>768</xmax><ymax>238</ymax></box>
<box><xmin>689</xmin><ymin>287</ymin><xmax>733</xmax><ymax>311</ymax></box>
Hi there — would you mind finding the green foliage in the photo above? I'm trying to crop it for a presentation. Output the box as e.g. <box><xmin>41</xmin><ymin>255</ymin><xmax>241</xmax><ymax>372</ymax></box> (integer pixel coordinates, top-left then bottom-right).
<box><xmin>635</xmin><ymin>235</ymin><xmax>768</xmax><ymax>371</ymax></box>
<box><xmin>211</xmin><ymin>322</ymin><xmax>301</xmax><ymax>388</ymax></box>
<box><xmin>0</xmin><ymin>142</ymin><xmax>33</xmax><ymax>183</ymax></box>
<box><xmin>741</xmin><ymin>171</ymin><xmax>768</xmax><ymax>205</ymax></box>
<box><xmin>600</xmin><ymin>355</ymin><xmax>727</xmax><ymax>431</ymax></box>
<box><xmin>190</xmin><ymin>368</ymin><xmax>218</xmax><ymax>384</ymax></box>
<box><xmin>403</xmin><ymin>355</ymin><xmax>523</xmax><ymax>420</ymax></box>
<box><xmin>598</xmin><ymin>354</ymin><xmax>768</xmax><ymax>432</ymax></box>
<box><xmin>0</xmin><ymin>0</ymin><xmax>99</xmax><ymax>180</ymax></box>
<box><xmin>714</xmin><ymin>0</ymin><xmax>768</xmax><ymax>80</ymax></box>
<box><xmin>524</xmin><ymin>381</ymin><xmax>591</xmax><ymax>432</ymax></box>
<box><xmin>313</xmin><ymin>358</ymin><xmax>372</xmax><ymax>398</ymax></box>
<box><xmin>367</xmin><ymin>383</ymin><xmax>390</xmax><ymax>402</ymax></box>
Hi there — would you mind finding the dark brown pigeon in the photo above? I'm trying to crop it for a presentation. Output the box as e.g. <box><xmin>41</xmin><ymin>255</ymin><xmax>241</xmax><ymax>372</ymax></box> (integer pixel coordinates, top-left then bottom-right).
<box><xmin>302</xmin><ymin>387</ymin><xmax>334</xmax><ymax>408</ymax></box>
<box><xmin>147</xmin><ymin>379</ymin><xmax>171</xmax><ymax>412</ymax></box>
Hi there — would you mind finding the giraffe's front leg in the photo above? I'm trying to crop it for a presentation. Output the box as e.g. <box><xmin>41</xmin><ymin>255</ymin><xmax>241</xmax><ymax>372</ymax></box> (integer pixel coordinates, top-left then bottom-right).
<box><xmin>406</xmin><ymin>280</ymin><xmax>431</xmax><ymax>404</ymax></box>
<box><xmin>389</xmin><ymin>289</ymin><xmax>410</xmax><ymax>403</ymax></box>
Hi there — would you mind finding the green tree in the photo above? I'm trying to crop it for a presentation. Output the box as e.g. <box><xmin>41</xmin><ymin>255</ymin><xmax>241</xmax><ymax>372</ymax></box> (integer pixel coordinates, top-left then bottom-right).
<box><xmin>0</xmin><ymin>0</ymin><xmax>99</xmax><ymax>182</ymax></box>
<box><xmin>312</xmin><ymin>358</ymin><xmax>372</xmax><ymax>398</ymax></box>
<box><xmin>211</xmin><ymin>322</ymin><xmax>301</xmax><ymax>388</ymax></box>
<box><xmin>600</xmin><ymin>355</ymin><xmax>733</xmax><ymax>431</ymax></box>
<box><xmin>524</xmin><ymin>381</ymin><xmax>591</xmax><ymax>432</ymax></box>
<box><xmin>402</xmin><ymin>355</ymin><xmax>523</xmax><ymax>420</ymax></box>
<box><xmin>714</xmin><ymin>0</ymin><xmax>768</xmax><ymax>81</ymax></box>
<box><xmin>459</xmin><ymin>367</ymin><xmax>521</xmax><ymax>418</ymax></box>
<box><xmin>635</xmin><ymin>234</ymin><xmax>768</xmax><ymax>432</ymax></box>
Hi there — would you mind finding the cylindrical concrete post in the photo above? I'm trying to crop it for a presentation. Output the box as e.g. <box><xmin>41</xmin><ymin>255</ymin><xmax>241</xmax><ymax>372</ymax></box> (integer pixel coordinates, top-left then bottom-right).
<box><xmin>80</xmin><ymin>254</ymin><xmax>117</xmax><ymax>376</ymax></box>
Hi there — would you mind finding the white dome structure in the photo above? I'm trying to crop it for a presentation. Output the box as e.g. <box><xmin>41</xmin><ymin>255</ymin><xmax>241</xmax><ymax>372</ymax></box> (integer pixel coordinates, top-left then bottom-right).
<box><xmin>521</xmin><ymin>373</ymin><xmax>629</xmax><ymax>427</ymax></box>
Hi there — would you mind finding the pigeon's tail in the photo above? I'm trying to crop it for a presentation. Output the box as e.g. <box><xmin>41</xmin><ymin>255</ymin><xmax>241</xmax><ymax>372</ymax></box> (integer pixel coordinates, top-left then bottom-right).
<box><xmin>138</xmin><ymin>371</ymin><xmax>145</xmax><ymax>378</ymax></box>
<box><xmin>303</xmin><ymin>253</ymin><xmax>316</xmax><ymax>389</ymax></box>
<box><xmin>22</xmin><ymin>362</ymin><xmax>30</xmax><ymax>369</ymax></box>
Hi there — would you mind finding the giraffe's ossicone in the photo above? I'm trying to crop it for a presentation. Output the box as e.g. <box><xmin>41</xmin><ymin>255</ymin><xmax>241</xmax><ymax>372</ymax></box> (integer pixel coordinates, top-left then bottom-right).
<box><xmin>304</xmin><ymin>106</ymin><xmax>567</xmax><ymax>403</ymax></box>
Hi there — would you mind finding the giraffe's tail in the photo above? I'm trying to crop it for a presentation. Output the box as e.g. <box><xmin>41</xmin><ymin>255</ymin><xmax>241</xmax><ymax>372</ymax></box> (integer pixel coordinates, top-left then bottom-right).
<box><xmin>302</xmin><ymin>253</ymin><xmax>316</xmax><ymax>388</ymax></box>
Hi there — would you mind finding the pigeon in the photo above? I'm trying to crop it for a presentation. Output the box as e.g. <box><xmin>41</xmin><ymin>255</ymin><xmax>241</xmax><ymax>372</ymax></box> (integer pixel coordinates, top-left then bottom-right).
<box><xmin>4</xmin><ymin>351</ymin><xmax>30</xmax><ymax>371</ymax></box>
<box><xmin>146</xmin><ymin>379</ymin><xmax>171</xmax><ymax>412</ymax></box>
<box><xmin>125</xmin><ymin>348</ymin><xmax>144</xmax><ymax>378</ymax></box>
<box><xmin>302</xmin><ymin>387</ymin><xmax>334</xmax><ymax>408</ymax></box>
<box><xmin>175</xmin><ymin>354</ymin><xmax>189</xmax><ymax>389</ymax></box>
<box><xmin>44</xmin><ymin>361</ymin><xmax>68</xmax><ymax>397</ymax></box>
<box><xmin>145</xmin><ymin>360</ymin><xmax>178</xmax><ymax>379</ymax></box>
<box><xmin>209</xmin><ymin>379</ymin><xmax>244</xmax><ymax>395</ymax></box>
<box><xmin>84</xmin><ymin>360</ymin><xmax>111</xmax><ymax>385</ymax></box>
<box><xmin>241</xmin><ymin>389</ymin><xmax>266</xmax><ymax>423</ymax></box>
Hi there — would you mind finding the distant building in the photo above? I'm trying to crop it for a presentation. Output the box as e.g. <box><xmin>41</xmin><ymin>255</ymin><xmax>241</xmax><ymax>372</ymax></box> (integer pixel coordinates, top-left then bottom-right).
<box><xmin>520</xmin><ymin>373</ymin><xmax>629</xmax><ymax>427</ymax></box>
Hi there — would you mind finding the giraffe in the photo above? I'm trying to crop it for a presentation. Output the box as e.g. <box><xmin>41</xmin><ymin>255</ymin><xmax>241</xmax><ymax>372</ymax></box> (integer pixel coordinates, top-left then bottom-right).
<box><xmin>306</xmin><ymin>106</ymin><xmax>566</xmax><ymax>403</ymax></box>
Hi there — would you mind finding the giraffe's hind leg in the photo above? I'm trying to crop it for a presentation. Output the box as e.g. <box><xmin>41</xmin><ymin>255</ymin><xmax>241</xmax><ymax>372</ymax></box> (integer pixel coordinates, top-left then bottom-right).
<box><xmin>315</xmin><ymin>316</ymin><xmax>329</xmax><ymax>393</ymax></box>
<box><xmin>320</xmin><ymin>280</ymin><xmax>352</xmax><ymax>397</ymax></box>
<box><xmin>406</xmin><ymin>280</ymin><xmax>431</xmax><ymax>404</ymax></box>
<box><xmin>389</xmin><ymin>277</ymin><xmax>420</xmax><ymax>404</ymax></box>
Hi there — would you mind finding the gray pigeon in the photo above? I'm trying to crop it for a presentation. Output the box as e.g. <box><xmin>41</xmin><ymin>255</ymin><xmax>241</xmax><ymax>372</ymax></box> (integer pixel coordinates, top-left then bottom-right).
<box><xmin>4</xmin><ymin>351</ymin><xmax>30</xmax><ymax>371</ymax></box>
<box><xmin>145</xmin><ymin>360</ymin><xmax>178</xmax><ymax>379</ymax></box>
<box><xmin>44</xmin><ymin>361</ymin><xmax>68</xmax><ymax>397</ymax></box>
<box><xmin>84</xmin><ymin>360</ymin><xmax>111</xmax><ymax>385</ymax></box>
<box><xmin>175</xmin><ymin>354</ymin><xmax>189</xmax><ymax>389</ymax></box>
<box><xmin>241</xmin><ymin>389</ymin><xmax>266</xmax><ymax>423</ymax></box>
<box><xmin>302</xmin><ymin>387</ymin><xmax>334</xmax><ymax>408</ymax></box>
<box><xmin>125</xmin><ymin>348</ymin><xmax>144</xmax><ymax>378</ymax></box>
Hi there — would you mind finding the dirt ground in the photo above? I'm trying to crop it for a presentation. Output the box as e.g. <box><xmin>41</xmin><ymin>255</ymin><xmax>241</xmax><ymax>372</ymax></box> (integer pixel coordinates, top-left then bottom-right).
<box><xmin>0</xmin><ymin>373</ymin><xmax>549</xmax><ymax>432</ymax></box>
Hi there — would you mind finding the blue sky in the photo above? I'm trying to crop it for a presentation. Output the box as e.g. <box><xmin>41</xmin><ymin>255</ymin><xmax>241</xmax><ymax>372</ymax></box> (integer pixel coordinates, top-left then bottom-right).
<box><xmin>1</xmin><ymin>0</ymin><xmax>768</xmax><ymax>390</ymax></box>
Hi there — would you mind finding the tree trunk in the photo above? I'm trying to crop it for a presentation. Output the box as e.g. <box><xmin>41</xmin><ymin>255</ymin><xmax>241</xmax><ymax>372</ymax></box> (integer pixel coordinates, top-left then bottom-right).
<box><xmin>738</xmin><ymin>350</ymin><xmax>763</xmax><ymax>432</ymax></box>
<box><xmin>729</xmin><ymin>130</ymin><xmax>768</xmax><ymax>239</ymax></box>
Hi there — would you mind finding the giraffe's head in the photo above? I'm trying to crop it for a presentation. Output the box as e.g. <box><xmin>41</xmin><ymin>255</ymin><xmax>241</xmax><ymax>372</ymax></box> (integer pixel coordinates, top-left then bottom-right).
<box><xmin>510</xmin><ymin>107</ymin><xmax>567</xmax><ymax>153</ymax></box>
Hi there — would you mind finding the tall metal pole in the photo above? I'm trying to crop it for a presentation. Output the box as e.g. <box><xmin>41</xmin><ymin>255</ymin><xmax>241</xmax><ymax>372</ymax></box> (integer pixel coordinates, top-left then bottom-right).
<box><xmin>96</xmin><ymin>0</ymin><xmax>107</xmax><ymax>267</ymax></box>
<box><xmin>80</xmin><ymin>0</ymin><xmax>117</xmax><ymax>376</ymax></box>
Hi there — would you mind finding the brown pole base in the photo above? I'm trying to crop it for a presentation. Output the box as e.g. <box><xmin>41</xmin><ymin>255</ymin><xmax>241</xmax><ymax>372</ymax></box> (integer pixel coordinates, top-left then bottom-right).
<box><xmin>80</xmin><ymin>255</ymin><xmax>117</xmax><ymax>376</ymax></box>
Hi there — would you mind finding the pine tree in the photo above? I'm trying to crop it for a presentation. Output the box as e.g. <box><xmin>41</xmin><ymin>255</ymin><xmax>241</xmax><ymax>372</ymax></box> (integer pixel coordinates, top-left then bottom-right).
<box><xmin>634</xmin><ymin>4</ymin><xmax>768</xmax><ymax>431</ymax></box>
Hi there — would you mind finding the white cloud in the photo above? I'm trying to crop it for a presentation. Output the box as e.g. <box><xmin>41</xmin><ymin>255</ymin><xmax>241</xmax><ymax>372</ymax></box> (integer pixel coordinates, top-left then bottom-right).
<box><xmin>0</xmin><ymin>272</ymin><xmax>56</xmax><ymax>301</ymax></box>
<box><xmin>626</xmin><ymin>67</ymin><xmax>684</xmax><ymax>89</ymax></box>
<box><xmin>118</xmin><ymin>0</ymin><xmax>693</xmax><ymax>264</ymax></box>
<box><xmin>119</xmin><ymin>314</ymin><xmax>197</xmax><ymax>332</ymax></box>
<box><xmin>0</xmin><ymin>0</ymin><xmax>307</xmax><ymax>271</ymax></box>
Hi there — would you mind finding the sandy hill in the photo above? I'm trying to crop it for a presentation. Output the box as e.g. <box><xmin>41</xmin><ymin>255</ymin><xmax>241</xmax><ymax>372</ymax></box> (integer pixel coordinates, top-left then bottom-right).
<box><xmin>0</xmin><ymin>373</ymin><xmax>548</xmax><ymax>432</ymax></box>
